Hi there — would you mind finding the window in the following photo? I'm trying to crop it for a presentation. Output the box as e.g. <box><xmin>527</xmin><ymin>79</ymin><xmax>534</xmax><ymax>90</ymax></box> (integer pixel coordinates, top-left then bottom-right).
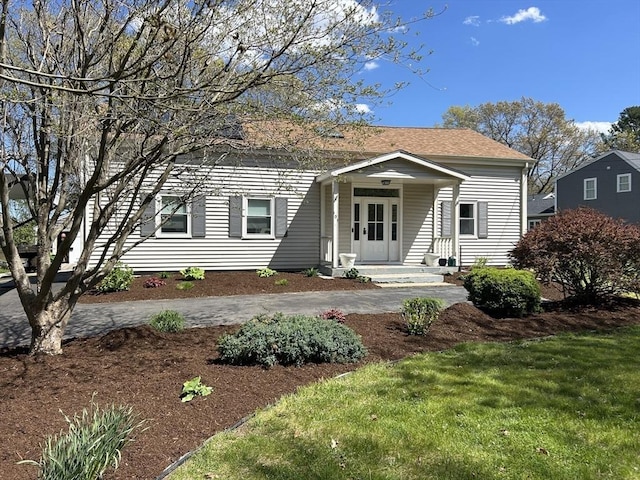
<box><xmin>460</xmin><ymin>203</ymin><xmax>475</xmax><ymax>235</ymax></box>
<box><xmin>584</xmin><ymin>178</ymin><xmax>597</xmax><ymax>200</ymax></box>
<box><xmin>246</xmin><ymin>198</ymin><xmax>272</xmax><ymax>236</ymax></box>
<box><xmin>160</xmin><ymin>195</ymin><xmax>189</xmax><ymax>235</ymax></box>
<box><xmin>528</xmin><ymin>219</ymin><xmax>542</xmax><ymax>231</ymax></box>
<box><xmin>617</xmin><ymin>173</ymin><xmax>632</xmax><ymax>193</ymax></box>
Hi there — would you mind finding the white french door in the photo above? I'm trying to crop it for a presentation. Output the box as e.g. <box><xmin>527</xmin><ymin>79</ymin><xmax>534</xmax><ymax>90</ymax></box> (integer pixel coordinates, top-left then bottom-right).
<box><xmin>353</xmin><ymin>197</ymin><xmax>399</xmax><ymax>263</ymax></box>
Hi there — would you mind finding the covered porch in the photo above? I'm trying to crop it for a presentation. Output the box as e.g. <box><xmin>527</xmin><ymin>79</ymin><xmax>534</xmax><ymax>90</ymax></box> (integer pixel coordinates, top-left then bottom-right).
<box><xmin>316</xmin><ymin>151</ymin><xmax>470</xmax><ymax>275</ymax></box>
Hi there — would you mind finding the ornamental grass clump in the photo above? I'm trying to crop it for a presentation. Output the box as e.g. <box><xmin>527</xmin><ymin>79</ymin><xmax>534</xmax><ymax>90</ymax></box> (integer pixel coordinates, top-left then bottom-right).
<box><xmin>217</xmin><ymin>312</ymin><xmax>367</xmax><ymax>367</ymax></box>
<box><xmin>402</xmin><ymin>297</ymin><xmax>446</xmax><ymax>335</ymax></box>
<box><xmin>149</xmin><ymin>310</ymin><xmax>185</xmax><ymax>333</ymax></box>
<box><xmin>19</xmin><ymin>402</ymin><xmax>142</xmax><ymax>480</ymax></box>
<box><xmin>463</xmin><ymin>267</ymin><xmax>541</xmax><ymax>318</ymax></box>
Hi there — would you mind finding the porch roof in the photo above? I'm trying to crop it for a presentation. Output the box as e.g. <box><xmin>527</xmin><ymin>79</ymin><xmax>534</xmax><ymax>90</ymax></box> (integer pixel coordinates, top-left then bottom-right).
<box><xmin>315</xmin><ymin>150</ymin><xmax>471</xmax><ymax>184</ymax></box>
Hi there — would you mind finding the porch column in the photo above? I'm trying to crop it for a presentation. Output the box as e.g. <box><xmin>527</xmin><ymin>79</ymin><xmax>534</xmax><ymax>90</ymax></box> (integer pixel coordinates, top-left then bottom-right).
<box><xmin>452</xmin><ymin>182</ymin><xmax>460</xmax><ymax>264</ymax></box>
<box><xmin>332</xmin><ymin>179</ymin><xmax>339</xmax><ymax>269</ymax></box>
<box><xmin>520</xmin><ymin>165</ymin><xmax>528</xmax><ymax>236</ymax></box>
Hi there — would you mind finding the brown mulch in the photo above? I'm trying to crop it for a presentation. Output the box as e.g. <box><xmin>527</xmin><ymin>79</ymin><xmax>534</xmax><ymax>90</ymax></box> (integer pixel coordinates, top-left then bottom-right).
<box><xmin>2</xmin><ymin>272</ymin><xmax>639</xmax><ymax>479</ymax></box>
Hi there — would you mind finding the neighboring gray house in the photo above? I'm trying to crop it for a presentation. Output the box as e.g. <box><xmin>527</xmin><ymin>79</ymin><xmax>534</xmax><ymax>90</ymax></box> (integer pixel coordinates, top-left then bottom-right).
<box><xmin>527</xmin><ymin>192</ymin><xmax>555</xmax><ymax>230</ymax></box>
<box><xmin>83</xmin><ymin>125</ymin><xmax>533</xmax><ymax>271</ymax></box>
<box><xmin>556</xmin><ymin>150</ymin><xmax>640</xmax><ymax>224</ymax></box>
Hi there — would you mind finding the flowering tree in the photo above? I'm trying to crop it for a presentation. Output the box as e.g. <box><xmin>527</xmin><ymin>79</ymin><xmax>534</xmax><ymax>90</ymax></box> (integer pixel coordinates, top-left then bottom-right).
<box><xmin>0</xmin><ymin>0</ymin><xmax>437</xmax><ymax>354</ymax></box>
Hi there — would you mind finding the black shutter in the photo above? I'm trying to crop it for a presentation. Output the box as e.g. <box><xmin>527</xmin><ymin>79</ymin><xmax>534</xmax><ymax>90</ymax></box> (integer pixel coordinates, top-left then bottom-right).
<box><xmin>275</xmin><ymin>197</ymin><xmax>288</xmax><ymax>238</ymax></box>
<box><xmin>478</xmin><ymin>201</ymin><xmax>488</xmax><ymax>239</ymax></box>
<box><xmin>140</xmin><ymin>195</ymin><xmax>156</xmax><ymax>237</ymax></box>
<box><xmin>229</xmin><ymin>196</ymin><xmax>242</xmax><ymax>238</ymax></box>
<box><xmin>440</xmin><ymin>201</ymin><xmax>452</xmax><ymax>237</ymax></box>
<box><xmin>192</xmin><ymin>195</ymin><xmax>206</xmax><ymax>238</ymax></box>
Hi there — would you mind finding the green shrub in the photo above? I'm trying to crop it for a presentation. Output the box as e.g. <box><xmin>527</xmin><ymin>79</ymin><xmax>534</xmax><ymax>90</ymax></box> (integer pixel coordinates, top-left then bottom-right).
<box><xmin>217</xmin><ymin>312</ymin><xmax>367</xmax><ymax>367</ymax></box>
<box><xmin>149</xmin><ymin>310</ymin><xmax>185</xmax><ymax>333</ymax></box>
<box><xmin>510</xmin><ymin>207</ymin><xmax>640</xmax><ymax>303</ymax></box>
<box><xmin>180</xmin><ymin>376</ymin><xmax>213</xmax><ymax>403</ymax></box>
<box><xmin>176</xmin><ymin>281</ymin><xmax>194</xmax><ymax>290</ymax></box>
<box><xmin>402</xmin><ymin>297</ymin><xmax>446</xmax><ymax>335</ymax></box>
<box><xmin>275</xmin><ymin>278</ymin><xmax>289</xmax><ymax>286</ymax></box>
<box><xmin>97</xmin><ymin>263</ymin><xmax>134</xmax><ymax>293</ymax></box>
<box><xmin>302</xmin><ymin>267</ymin><xmax>319</xmax><ymax>277</ymax></box>
<box><xmin>463</xmin><ymin>267</ymin><xmax>541</xmax><ymax>318</ymax></box>
<box><xmin>158</xmin><ymin>271</ymin><xmax>172</xmax><ymax>279</ymax></box>
<box><xmin>18</xmin><ymin>402</ymin><xmax>142</xmax><ymax>480</ymax></box>
<box><xmin>343</xmin><ymin>267</ymin><xmax>360</xmax><ymax>279</ymax></box>
<box><xmin>180</xmin><ymin>266</ymin><xmax>205</xmax><ymax>280</ymax></box>
<box><xmin>257</xmin><ymin>267</ymin><xmax>277</xmax><ymax>278</ymax></box>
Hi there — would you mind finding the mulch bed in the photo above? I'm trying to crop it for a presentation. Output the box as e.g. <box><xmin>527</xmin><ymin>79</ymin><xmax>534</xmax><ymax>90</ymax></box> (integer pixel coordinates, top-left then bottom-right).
<box><xmin>1</xmin><ymin>271</ymin><xmax>638</xmax><ymax>479</ymax></box>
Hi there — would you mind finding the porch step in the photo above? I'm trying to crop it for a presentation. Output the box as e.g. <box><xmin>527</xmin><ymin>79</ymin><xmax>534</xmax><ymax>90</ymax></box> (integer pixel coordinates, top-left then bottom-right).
<box><xmin>366</xmin><ymin>272</ymin><xmax>444</xmax><ymax>284</ymax></box>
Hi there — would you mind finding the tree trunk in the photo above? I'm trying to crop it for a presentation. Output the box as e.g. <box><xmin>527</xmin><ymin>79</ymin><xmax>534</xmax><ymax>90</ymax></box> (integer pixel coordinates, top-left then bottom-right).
<box><xmin>29</xmin><ymin>301</ymin><xmax>73</xmax><ymax>355</ymax></box>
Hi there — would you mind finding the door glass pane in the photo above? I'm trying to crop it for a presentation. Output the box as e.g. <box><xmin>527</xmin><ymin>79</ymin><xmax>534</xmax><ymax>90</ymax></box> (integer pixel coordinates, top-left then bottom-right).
<box><xmin>376</xmin><ymin>204</ymin><xmax>383</xmax><ymax>220</ymax></box>
<box><xmin>354</xmin><ymin>203</ymin><xmax>360</xmax><ymax>221</ymax></box>
<box><xmin>376</xmin><ymin>222</ymin><xmax>383</xmax><ymax>240</ymax></box>
<box><xmin>354</xmin><ymin>203</ymin><xmax>360</xmax><ymax>240</ymax></box>
<box><xmin>392</xmin><ymin>205</ymin><xmax>397</xmax><ymax>222</ymax></box>
<box><xmin>368</xmin><ymin>223</ymin><xmax>375</xmax><ymax>241</ymax></box>
<box><xmin>368</xmin><ymin>204</ymin><xmax>375</xmax><ymax>222</ymax></box>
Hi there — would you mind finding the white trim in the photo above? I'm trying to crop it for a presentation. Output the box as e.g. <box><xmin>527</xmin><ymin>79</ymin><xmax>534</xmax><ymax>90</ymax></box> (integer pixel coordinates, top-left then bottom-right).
<box><xmin>583</xmin><ymin>177</ymin><xmax>597</xmax><ymax>200</ymax></box>
<box><xmin>242</xmin><ymin>197</ymin><xmax>275</xmax><ymax>239</ymax></box>
<box><xmin>316</xmin><ymin>150</ymin><xmax>471</xmax><ymax>183</ymax></box>
<box><xmin>617</xmin><ymin>173</ymin><xmax>632</xmax><ymax>193</ymax></box>
<box><xmin>156</xmin><ymin>194</ymin><xmax>191</xmax><ymax>238</ymax></box>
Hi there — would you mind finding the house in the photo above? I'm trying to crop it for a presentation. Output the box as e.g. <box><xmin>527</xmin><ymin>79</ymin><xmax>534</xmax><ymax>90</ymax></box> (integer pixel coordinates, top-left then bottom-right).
<box><xmin>84</xmin><ymin>125</ymin><xmax>533</xmax><ymax>272</ymax></box>
<box><xmin>527</xmin><ymin>193</ymin><xmax>555</xmax><ymax>230</ymax></box>
<box><xmin>555</xmin><ymin>150</ymin><xmax>640</xmax><ymax>224</ymax></box>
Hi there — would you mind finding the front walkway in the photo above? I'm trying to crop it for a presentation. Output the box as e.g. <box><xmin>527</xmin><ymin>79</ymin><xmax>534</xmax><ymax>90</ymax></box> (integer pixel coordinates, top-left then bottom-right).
<box><xmin>0</xmin><ymin>282</ymin><xmax>467</xmax><ymax>349</ymax></box>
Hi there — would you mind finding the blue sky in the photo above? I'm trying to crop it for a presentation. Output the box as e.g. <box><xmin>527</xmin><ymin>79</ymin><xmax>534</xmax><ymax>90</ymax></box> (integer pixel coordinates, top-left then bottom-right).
<box><xmin>364</xmin><ymin>1</ymin><xmax>640</xmax><ymax>132</ymax></box>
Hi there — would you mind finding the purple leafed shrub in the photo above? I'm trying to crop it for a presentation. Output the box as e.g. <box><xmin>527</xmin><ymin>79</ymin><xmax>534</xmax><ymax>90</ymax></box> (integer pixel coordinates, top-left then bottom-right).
<box><xmin>320</xmin><ymin>308</ymin><xmax>346</xmax><ymax>323</ymax></box>
<box><xmin>143</xmin><ymin>277</ymin><xmax>166</xmax><ymax>288</ymax></box>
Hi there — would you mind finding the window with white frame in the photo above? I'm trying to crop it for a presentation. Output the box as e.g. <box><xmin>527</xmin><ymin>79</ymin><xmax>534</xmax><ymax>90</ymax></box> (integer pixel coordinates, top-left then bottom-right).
<box><xmin>528</xmin><ymin>219</ymin><xmax>542</xmax><ymax>231</ymax></box>
<box><xmin>460</xmin><ymin>203</ymin><xmax>475</xmax><ymax>235</ymax></box>
<box><xmin>617</xmin><ymin>173</ymin><xmax>632</xmax><ymax>193</ymax></box>
<box><xmin>245</xmin><ymin>198</ymin><xmax>273</xmax><ymax>236</ymax></box>
<box><xmin>584</xmin><ymin>178</ymin><xmax>597</xmax><ymax>200</ymax></box>
<box><xmin>160</xmin><ymin>195</ymin><xmax>189</xmax><ymax>235</ymax></box>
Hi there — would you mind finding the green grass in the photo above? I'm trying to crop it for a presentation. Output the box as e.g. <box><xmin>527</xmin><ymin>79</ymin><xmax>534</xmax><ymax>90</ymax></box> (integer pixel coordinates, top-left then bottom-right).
<box><xmin>171</xmin><ymin>327</ymin><xmax>640</xmax><ymax>480</ymax></box>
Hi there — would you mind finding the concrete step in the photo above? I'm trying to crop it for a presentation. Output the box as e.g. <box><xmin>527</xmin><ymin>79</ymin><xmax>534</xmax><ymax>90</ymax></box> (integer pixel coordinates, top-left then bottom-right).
<box><xmin>366</xmin><ymin>272</ymin><xmax>444</xmax><ymax>284</ymax></box>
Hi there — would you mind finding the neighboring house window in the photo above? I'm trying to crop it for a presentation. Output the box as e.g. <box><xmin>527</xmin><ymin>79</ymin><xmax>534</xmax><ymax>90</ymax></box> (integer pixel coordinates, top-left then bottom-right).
<box><xmin>617</xmin><ymin>173</ymin><xmax>632</xmax><ymax>193</ymax></box>
<box><xmin>584</xmin><ymin>178</ymin><xmax>597</xmax><ymax>200</ymax></box>
<box><xmin>528</xmin><ymin>219</ymin><xmax>542</xmax><ymax>231</ymax></box>
<box><xmin>245</xmin><ymin>198</ymin><xmax>273</xmax><ymax>236</ymax></box>
<box><xmin>160</xmin><ymin>195</ymin><xmax>189</xmax><ymax>234</ymax></box>
<box><xmin>460</xmin><ymin>203</ymin><xmax>475</xmax><ymax>235</ymax></box>
<box><xmin>228</xmin><ymin>196</ymin><xmax>288</xmax><ymax>239</ymax></box>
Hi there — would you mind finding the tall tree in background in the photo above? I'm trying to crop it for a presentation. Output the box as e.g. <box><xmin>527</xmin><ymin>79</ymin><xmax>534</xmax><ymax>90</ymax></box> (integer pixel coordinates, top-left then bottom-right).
<box><xmin>0</xmin><ymin>0</ymin><xmax>436</xmax><ymax>355</ymax></box>
<box><xmin>601</xmin><ymin>106</ymin><xmax>640</xmax><ymax>152</ymax></box>
<box><xmin>440</xmin><ymin>98</ymin><xmax>601</xmax><ymax>193</ymax></box>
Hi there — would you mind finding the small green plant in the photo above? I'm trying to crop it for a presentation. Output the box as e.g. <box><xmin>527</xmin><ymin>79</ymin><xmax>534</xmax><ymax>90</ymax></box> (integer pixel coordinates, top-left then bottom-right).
<box><xmin>180</xmin><ymin>266</ymin><xmax>205</xmax><ymax>280</ymax></box>
<box><xmin>97</xmin><ymin>263</ymin><xmax>134</xmax><ymax>293</ymax></box>
<box><xmin>143</xmin><ymin>276</ymin><xmax>166</xmax><ymax>288</ymax></box>
<box><xmin>257</xmin><ymin>267</ymin><xmax>278</xmax><ymax>278</ymax></box>
<box><xmin>275</xmin><ymin>278</ymin><xmax>289</xmax><ymax>286</ymax></box>
<box><xmin>176</xmin><ymin>281</ymin><xmax>194</xmax><ymax>290</ymax></box>
<box><xmin>402</xmin><ymin>297</ymin><xmax>446</xmax><ymax>335</ymax></box>
<box><xmin>320</xmin><ymin>308</ymin><xmax>346</xmax><ymax>323</ymax></box>
<box><xmin>218</xmin><ymin>312</ymin><xmax>367</xmax><ymax>367</ymax></box>
<box><xmin>343</xmin><ymin>267</ymin><xmax>360</xmax><ymax>279</ymax></box>
<box><xmin>18</xmin><ymin>402</ymin><xmax>142</xmax><ymax>480</ymax></box>
<box><xmin>302</xmin><ymin>267</ymin><xmax>319</xmax><ymax>277</ymax></box>
<box><xmin>149</xmin><ymin>310</ymin><xmax>185</xmax><ymax>333</ymax></box>
<box><xmin>472</xmin><ymin>256</ymin><xmax>489</xmax><ymax>269</ymax></box>
<box><xmin>158</xmin><ymin>271</ymin><xmax>172</xmax><ymax>279</ymax></box>
<box><xmin>357</xmin><ymin>275</ymin><xmax>371</xmax><ymax>283</ymax></box>
<box><xmin>180</xmin><ymin>376</ymin><xmax>213</xmax><ymax>402</ymax></box>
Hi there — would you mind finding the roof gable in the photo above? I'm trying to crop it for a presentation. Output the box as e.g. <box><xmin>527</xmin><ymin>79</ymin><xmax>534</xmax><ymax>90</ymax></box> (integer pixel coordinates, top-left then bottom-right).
<box><xmin>556</xmin><ymin>150</ymin><xmax>640</xmax><ymax>181</ymax></box>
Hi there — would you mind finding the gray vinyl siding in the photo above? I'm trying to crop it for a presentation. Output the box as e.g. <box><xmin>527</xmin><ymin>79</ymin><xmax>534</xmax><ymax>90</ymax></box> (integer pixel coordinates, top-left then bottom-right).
<box><xmin>89</xmin><ymin>165</ymin><xmax>321</xmax><ymax>271</ymax></box>
<box><xmin>436</xmin><ymin>164</ymin><xmax>522</xmax><ymax>266</ymax></box>
<box><xmin>556</xmin><ymin>152</ymin><xmax>640</xmax><ymax>224</ymax></box>
<box><xmin>402</xmin><ymin>184</ymin><xmax>434</xmax><ymax>264</ymax></box>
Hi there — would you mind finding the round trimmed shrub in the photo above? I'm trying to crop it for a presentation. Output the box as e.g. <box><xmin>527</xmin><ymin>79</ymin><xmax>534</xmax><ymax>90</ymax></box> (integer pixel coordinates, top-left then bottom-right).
<box><xmin>97</xmin><ymin>263</ymin><xmax>134</xmax><ymax>293</ymax></box>
<box><xmin>217</xmin><ymin>312</ymin><xmax>367</xmax><ymax>367</ymax></box>
<box><xmin>149</xmin><ymin>310</ymin><xmax>185</xmax><ymax>333</ymax></box>
<box><xmin>463</xmin><ymin>267</ymin><xmax>541</xmax><ymax>318</ymax></box>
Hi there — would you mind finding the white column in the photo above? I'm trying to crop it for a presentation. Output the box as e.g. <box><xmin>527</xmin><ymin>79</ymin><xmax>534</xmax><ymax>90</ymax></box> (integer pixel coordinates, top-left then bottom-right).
<box><xmin>332</xmin><ymin>179</ymin><xmax>339</xmax><ymax>269</ymax></box>
<box><xmin>521</xmin><ymin>165</ymin><xmax>529</xmax><ymax>236</ymax></box>
<box><xmin>452</xmin><ymin>182</ymin><xmax>460</xmax><ymax>264</ymax></box>
<box><xmin>319</xmin><ymin>182</ymin><xmax>326</xmax><ymax>262</ymax></box>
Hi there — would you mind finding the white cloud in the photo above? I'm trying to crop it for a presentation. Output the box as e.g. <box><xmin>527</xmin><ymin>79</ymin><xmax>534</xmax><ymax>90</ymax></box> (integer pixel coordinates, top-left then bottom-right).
<box><xmin>463</xmin><ymin>16</ymin><xmax>480</xmax><ymax>26</ymax></box>
<box><xmin>363</xmin><ymin>61</ymin><xmax>380</xmax><ymax>71</ymax></box>
<box><xmin>355</xmin><ymin>104</ymin><xmax>372</xmax><ymax>114</ymax></box>
<box><xmin>575</xmin><ymin>121</ymin><xmax>611</xmax><ymax>134</ymax></box>
<box><xmin>470</xmin><ymin>37</ymin><xmax>480</xmax><ymax>47</ymax></box>
<box><xmin>500</xmin><ymin>7</ymin><xmax>547</xmax><ymax>25</ymax></box>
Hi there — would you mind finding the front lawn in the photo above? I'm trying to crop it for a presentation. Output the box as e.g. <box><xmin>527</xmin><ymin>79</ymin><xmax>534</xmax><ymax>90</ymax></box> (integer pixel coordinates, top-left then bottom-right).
<box><xmin>171</xmin><ymin>326</ymin><xmax>640</xmax><ymax>480</ymax></box>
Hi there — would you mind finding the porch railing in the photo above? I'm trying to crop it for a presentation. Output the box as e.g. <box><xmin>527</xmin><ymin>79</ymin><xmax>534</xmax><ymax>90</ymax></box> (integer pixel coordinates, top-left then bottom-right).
<box><xmin>432</xmin><ymin>237</ymin><xmax>453</xmax><ymax>259</ymax></box>
<box><xmin>321</xmin><ymin>236</ymin><xmax>332</xmax><ymax>263</ymax></box>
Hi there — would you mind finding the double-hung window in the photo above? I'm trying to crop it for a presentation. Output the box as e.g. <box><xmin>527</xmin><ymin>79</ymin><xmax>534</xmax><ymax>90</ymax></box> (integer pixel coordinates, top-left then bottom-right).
<box><xmin>584</xmin><ymin>178</ymin><xmax>597</xmax><ymax>200</ymax></box>
<box><xmin>160</xmin><ymin>195</ymin><xmax>189</xmax><ymax>235</ymax></box>
<box><xmin>460</xmin><ymin>203</ymin><xmax>475</xmax><ymax>235</ymax></box>
<box><xmin>617</xmin><ymin>173</ymin><xmax>631</xmax><ymax>193</ymax></box>
<box><xmin>245</xmin><ymin>198</ymin><xmax>273</xmax><ymax>236</ymax></box>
